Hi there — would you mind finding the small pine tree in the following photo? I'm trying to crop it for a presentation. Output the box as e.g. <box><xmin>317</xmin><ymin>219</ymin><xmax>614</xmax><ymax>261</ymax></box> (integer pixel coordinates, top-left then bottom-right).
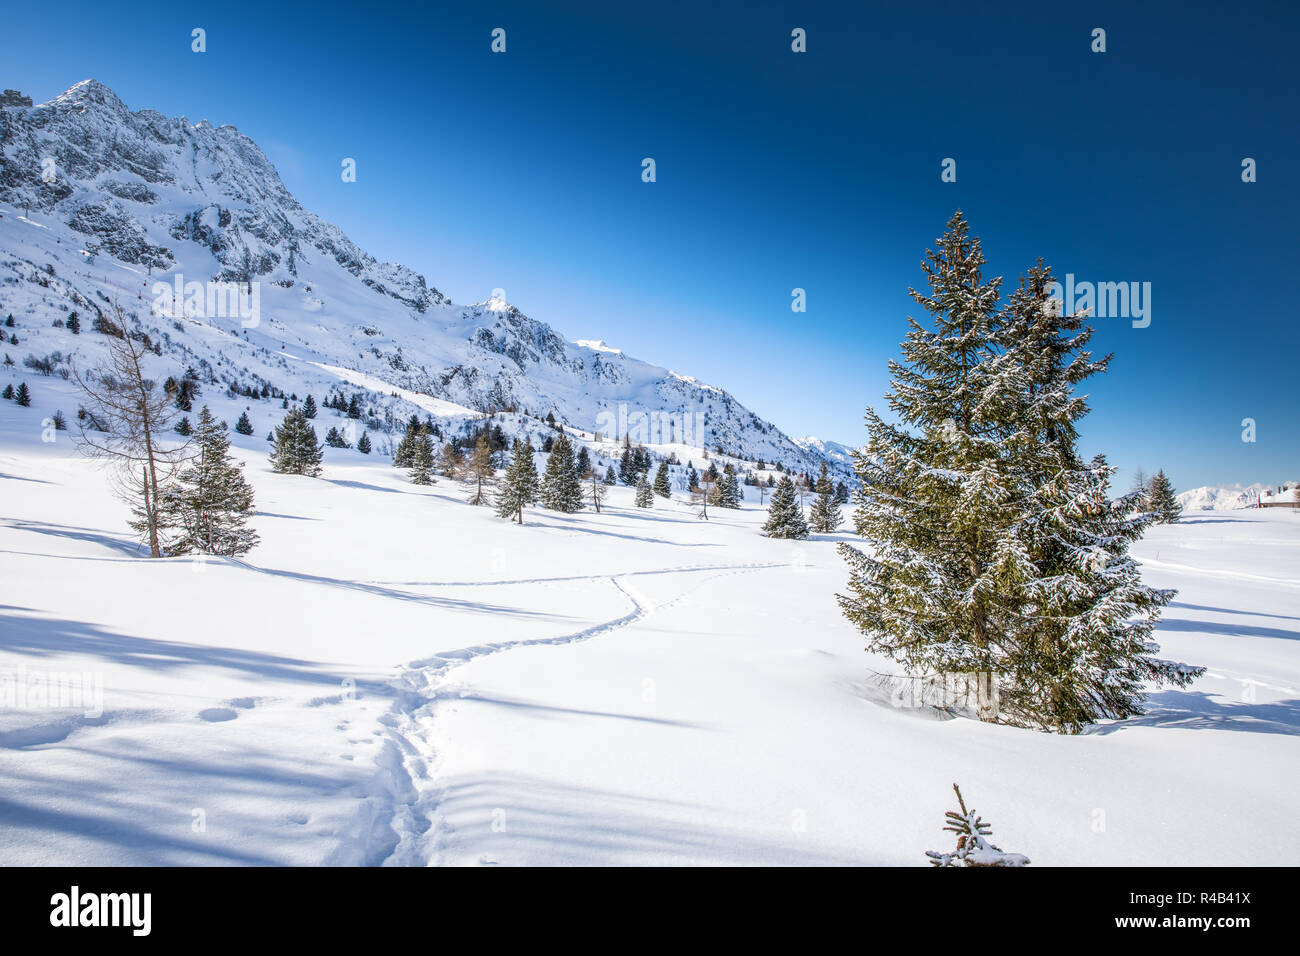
<box><xmin>635</xmin><ymin>471</ymin><xmax>653</xmax><ymax>508</ymax></box>
<box><xmin>15</xmin><ymin>382</ymin><xmax>31</xmax><ymax>407</ymax></box>
<box><xmin>346</xmin><ymin>394</ymin><xmax>361</xmax><ymax>419</ymax></box>
<box><xmin>269</xmin><ymin>406</ymin><xmax>323</xmax><ymax>476</ymax></box>
<box><xmin>541</xmin><ymin>433</ymin><xmax>584</xmax><ymax>512</ymax></box>
<box><xmin>234</xmin><ymin>411</ymin><xmax>254</xmax><ymax>436</ymax></box>
<box><xmin>325</xmin><ymin>425</ymin><xmax>350</xmax><ymax>448</ymax></box>
<box><xmin>925</xmin><ymin>784</ymin><xmax>1029</xmax><ymax>868</ymax></box>
<box><xmin>437</xmin><ymin>440</ymin><xmax>463</xmax><ymax>479</ymax></box>
<box><xmin>302</xmin><ymin>394</ymin><xmax>317</xmax><ymax>419</ymax></box>
<box><xmin>158</xmin><ymin>406</ymin><xmax>259</xmax><ymax>556</ymax></box>
<box><xmin>653</xmin><ymin>460</ymin><xmax>672</xmax><ymax>498</ymax></box>
<box><xmin>66</xmin><ymin>311</ymin><xmax>81</xmax><ymax>334</ymax></box>
<box><xmin>1147</xmin><ymin>469</ymin><xmax>1180</xmax><ymax>524</ymax></box>
<box><xmin>809</xmin><ymin>462</ymin><xmax>842</xmax><ymax>533</ymax></box>
<box><xmin>408</xmin><ymin>428</ymin><xmax>435</xmax><ymax>485</ymax></box>
<box><xmin>604</xmin><ymin>465</ymin><xmax>617</xmax><ymax>485</ymax></box>
<box><xmin>51</xmin><ymin>409</ymin><xmax>67</xmax><ymax>430</ymax></box>
<box><xmin>175</xmin><ymin>416</ymin><xmax>193</xmax><ymax>436</ymax></box>
<box><xmin>357</xmin><ymin>431</ymin><xmax>372</xmax><ymax>454</ymax></box>
<box><xmin>497</xmin><ymin>439</ymin><xmax>539</xmax><ymax>523</ymax></box>
<box><xmin>762</xmin><ymin>476</ymin><xmax>808</xmax><ymax>539</ymax></box>
<box><xmin>2</xmin><ymin>384</ymin><xmax>13</xmax><ymax>400</ymax></box>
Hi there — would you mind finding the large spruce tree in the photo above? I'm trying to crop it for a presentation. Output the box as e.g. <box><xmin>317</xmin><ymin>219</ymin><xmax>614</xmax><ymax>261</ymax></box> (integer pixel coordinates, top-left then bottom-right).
<box><xmin>837</xmin><ymin>216</ymin><xmax>1201</xmax><ymax>732</ymax></box>
<box><xmin>541</xmin><ymin>432</ymin><xmax>584</xmax><ymax>512</ymax></box>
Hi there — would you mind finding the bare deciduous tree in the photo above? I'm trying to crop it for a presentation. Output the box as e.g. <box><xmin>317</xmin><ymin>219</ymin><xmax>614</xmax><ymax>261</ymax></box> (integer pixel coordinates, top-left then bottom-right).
<box><xmin>73</xmin><ymin>306</ymin><xmax>189</xmax><ymax>557</ymax></box>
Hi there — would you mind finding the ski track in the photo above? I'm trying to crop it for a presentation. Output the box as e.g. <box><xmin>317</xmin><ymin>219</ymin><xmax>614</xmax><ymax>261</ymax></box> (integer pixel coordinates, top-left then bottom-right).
<box><xmin>335</xmin><ymin>561</ymin><xmax>785</xmax><ymax>867</ymax></box>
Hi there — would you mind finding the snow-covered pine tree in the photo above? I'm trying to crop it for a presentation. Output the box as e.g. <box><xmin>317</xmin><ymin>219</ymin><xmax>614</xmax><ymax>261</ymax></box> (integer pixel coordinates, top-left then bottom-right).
<box><xmin>762</xmin><ymin>475</ymin><xmax>808</xmax><ymax>539</ymax></box>
<box><xmin>234</xmin><ymin>411</ymin><xmax>254</xmax><ymax>435</ymax></box>
<box><xmin>497</xmin><ymin>438</ymin><xmax>539</xmax><ymax>523</ymax></box>
<box><xmin>992</xmin><ymin>262</ymin><xmax>1200</xmax><ymax>731</ymax></box>
<box><xmin>603</xmin><ymin>465</ymin><xmax>617</xmax><ymax>485</ymax></box>
<box><xmin>158</xmin><ymin>405</ymin><xmax>259</xmax><ymax>556</ymax></box>
<box><xmin>464</xmin><ymin>435</ymin><xmax>495</xmax><ymax>506</ymax></box>
<box><xmin>541</xmin><ymin>432</ymin><xmax>584</xmax><ymax>512</ymax></box>
<box><xmin>269</xmin><ymin>406</ymin><xmax>323</xmax><ymax>476</ymax></box>
<box><xmin>809</xmin><ymin>461</ymin><xmax>842</xmax><ymax>532</ymax></box>
<box><xmin>575</xmin><ymin>445</ymin><xmax>591</xmax><ymax>479</ymax></box>
<box><xmin>1146</xmin><ymin>469</ymin><xmax>1180</xmax><ymax>523</ymax></box>
<box><xmin>837</xmin><ymin>211</ymin><xmax>1015</xmax><ymax>679</ymax></box>
<box><xmin>302</xmin><ymin>394</ymin><xmax>317</xmax><ymax>419</ymax></box>
<box><xmin>926</xmin><ymin>783</ymin><xmax>1029</xmax><ymax>868</ymax></box>
<box><xmin>15</xmin><ymin>382</ymin><xmax>31</xmax><ymax>407</ymax></box>
<box><xmin>635</xmin><ymin>471</ymin><xmax>653</xmax><ymax>508</ymax></box>
<box><xmin>653</xmin><ymin>460</ymin><xmax>671</xmax><ymax>498</ymax></box>
<box><xmin>356</xmin><ymin>431</ymin><xmax>372</xmax><ymax>454</ymax></box>
<box><xmin>408</xmin><ymin>427</ymin><xmax>435</xmax><ymax>485</ymax></box>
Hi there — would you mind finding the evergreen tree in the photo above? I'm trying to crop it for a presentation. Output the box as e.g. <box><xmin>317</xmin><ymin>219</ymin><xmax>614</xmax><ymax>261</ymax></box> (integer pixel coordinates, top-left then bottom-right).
<box><xmin>497</xmin><ymin>439</ymin><xmax>539</xmax><ymax>523</ymax></box>
<box><xmin>325</xmin><ymin>425</ymin><xmax>350</xmax><ymax>448</ymax></box>
<box><xmin>356</xmin><ymin>431</ymin><xmax>372</xmax><ymax>454</ymax></box>
<box><xmin>157</xmin><ymin>406</ymin><xmax>259</xmax><ymax>556</ymax></box>
<box><xmin>1146</xmin><ymin>469</ymin><xmax>1180</xmax><ymax>524</ymax></box>
<box><xmin>541</xmin><ymin>433</ymin><xmax>584</xmax><ymax>512</ymax></box>
<box><xmin>837</xmin><ymin>212</ymin><xmax>1014</xmax><ymax>681</ymax></box>
<box><xmin>635</xmin><ymin>471</ymin><xmax>653</xmax><ymax>508</ymax></box>
<box><xmin>839</xmin><ymin>221</ymin><xmax>1200</xmax><ymax>732</ymax></box>
<box><xmin>604</xmin><ymin>465</ymin><xmax>617</xmax><ymax>485</ymax></box>
<box><xmin>15</xmin><ymin>382</ymin><xmax>31</xmax><ymax>407</ymax></box>
<box><xmin>619</xmin><ymin>443</ymin><xmax>636</xmax><ymax>485</ymax></box>
<box><xmin>51</xmin><ymin>409</ymin><xmax>67</xmax><ymax>430</ymax></box>
<box><xmin>834</xmin><ymin>480</ymin><xmax>850</xmax><ymax>504</ymax></box>
<box><xmin>408</xmin><ymin>427</ymin><xmax>435</xmax><ymax>485</ymax></box>
<box><xmin>175</xmin><ymin>416</ymin><xmax>192</xmax><ymax>436</ymax></box>
<box><xmin>269</xmin><ymin>406</ymin><xmax>323</xmax><ymax>476</ymax></box>
<box><xmin>762</xmin><ymin>475</ymin><xmax>809</xmax><ymax>538</ymax></box>
<box><xmin>66</xmin><ymin>311</ymin><xmax>81</xmax><ymax>334</ymax></box>
<box><xmin>347</xmin><ymin>394</ymin><xmax>362</xmax><ymax>419</ymax></box>
<box><xmin>575</xmin><ymin>444</ymin><xmax>591</xmax><ymax>478</ymax></box>
<box><xmin>393</xmin><ymin>417</ymin><xmax>420</xmax><ymax>468</ymax></box>
<box><xmin>302</xmin><ymin>394</ymin><xmax>317</xmax><ymax>419</ymax></box>
<box><xmin>234</xmin><ymin>411</ymin><xmax>254</xmax><ymax>436</ymax></box>
<box><xmin>653</xmin><ymin>460</ymin><xmax>672</xmax><ymax>498</ymax></box>
<box><xmin>809</xmin><ymin>462</ymin><xmax>842</xmax><ymax>533</ymax></box>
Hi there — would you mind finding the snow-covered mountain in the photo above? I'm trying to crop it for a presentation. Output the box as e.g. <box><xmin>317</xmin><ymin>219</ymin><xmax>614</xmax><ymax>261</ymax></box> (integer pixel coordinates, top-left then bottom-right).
<box><xmin>0</xmin><ymin>79</ymin><xmax>845</xmax><ymax>474</ymax></box>
<box><xmin>1176</xmin><ymin>483</ymin><xmax>1295</xmax><ymax>511</ymax></box>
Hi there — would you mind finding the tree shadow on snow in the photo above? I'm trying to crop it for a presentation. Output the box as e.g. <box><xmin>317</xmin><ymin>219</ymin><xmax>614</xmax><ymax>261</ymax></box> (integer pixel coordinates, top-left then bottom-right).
<box><xmin>1089</xmin><ymin>689</ymin><xmax>1300</xmax><ymax>737</ymax></box>
<box><xmin>1156</xmin><ymin>617</ymin><xmax>1299</xmax><ymax>642</ymax></box>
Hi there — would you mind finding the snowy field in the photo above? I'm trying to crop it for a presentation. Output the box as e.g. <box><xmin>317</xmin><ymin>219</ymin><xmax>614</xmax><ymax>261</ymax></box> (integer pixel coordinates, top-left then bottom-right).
<box><xmin>1</xmin><ymin>399</ymin><xmax>1298</xmax><ymax>866</ymax></box>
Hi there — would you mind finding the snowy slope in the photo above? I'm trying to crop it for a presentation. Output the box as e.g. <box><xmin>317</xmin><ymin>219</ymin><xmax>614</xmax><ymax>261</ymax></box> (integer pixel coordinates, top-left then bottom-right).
<box><xmin>0</xmin><ymin>390</ymin><xmax>1297</xmax><ymax>865</ymax></box>
<box><xmin>0</xmin><ymin>80</ymin><xmax>846</xmax><ymax>476</ymax></box>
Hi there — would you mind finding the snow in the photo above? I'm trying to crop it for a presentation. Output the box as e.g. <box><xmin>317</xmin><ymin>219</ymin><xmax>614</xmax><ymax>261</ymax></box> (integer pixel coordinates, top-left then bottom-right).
<box><xmin>1</xmin><ymin>387</ymin><xmax>1297</xmax><ymax>866</ymax></box>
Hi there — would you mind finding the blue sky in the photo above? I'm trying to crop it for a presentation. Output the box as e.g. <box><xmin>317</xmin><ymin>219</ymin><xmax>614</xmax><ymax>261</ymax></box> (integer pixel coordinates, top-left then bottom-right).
<box><xmin>4</xmin><ymin>0</ymin><xmax>1296</xmax><ymax>489</ymax></box>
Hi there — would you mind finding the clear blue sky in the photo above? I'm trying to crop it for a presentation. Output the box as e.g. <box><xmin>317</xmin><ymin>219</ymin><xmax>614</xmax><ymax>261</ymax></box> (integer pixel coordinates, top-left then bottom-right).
<box><xmin>4</xmin><ymin>0</ymin><xmax>1296</xmax><ymax>489</ymax></box>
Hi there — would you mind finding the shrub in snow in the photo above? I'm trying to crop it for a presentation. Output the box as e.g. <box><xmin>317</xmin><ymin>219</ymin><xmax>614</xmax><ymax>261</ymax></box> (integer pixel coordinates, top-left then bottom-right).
<box><xmin>926</xmin><ymin>783</ymin><xmax>1028</xmax><ymax>868</ymax></box>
